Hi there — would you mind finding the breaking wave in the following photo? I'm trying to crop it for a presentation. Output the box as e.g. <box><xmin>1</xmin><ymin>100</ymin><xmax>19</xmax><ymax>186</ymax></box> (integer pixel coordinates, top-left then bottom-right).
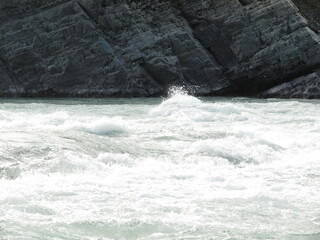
<box><xmin>0</xmin><ymin>110</ymin><xmax>128</xmax><ymax>135</ymax></box>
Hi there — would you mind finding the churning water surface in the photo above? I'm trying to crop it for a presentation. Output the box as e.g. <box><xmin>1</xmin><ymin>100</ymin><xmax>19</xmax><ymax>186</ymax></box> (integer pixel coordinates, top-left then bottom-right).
<box><xmin>0</xmin><ymin>90</ymin><xmax>319</xmax><ymax>240</ymax></box>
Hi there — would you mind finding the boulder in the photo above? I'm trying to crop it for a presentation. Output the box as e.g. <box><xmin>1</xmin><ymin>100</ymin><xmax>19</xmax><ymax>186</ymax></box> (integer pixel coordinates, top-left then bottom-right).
<box><xmin>260</xmin><ymin>71</ymin><xmax>320</xmax><ymax>99</ymax></box>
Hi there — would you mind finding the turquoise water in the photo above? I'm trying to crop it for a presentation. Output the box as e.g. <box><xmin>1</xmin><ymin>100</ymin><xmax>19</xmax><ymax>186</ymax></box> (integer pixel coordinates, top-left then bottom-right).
<box><xmin>0</xmin><ymin>91</ymin><xmax>319</xmax><ymax>239</ymax></box>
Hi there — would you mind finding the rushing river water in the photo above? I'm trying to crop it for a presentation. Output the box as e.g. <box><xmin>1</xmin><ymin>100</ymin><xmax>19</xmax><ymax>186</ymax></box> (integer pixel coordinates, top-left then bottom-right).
<box><xmin>0</xmin><ymin>90</ymin><xmax>319</xmax><ymax>240</ymax></box>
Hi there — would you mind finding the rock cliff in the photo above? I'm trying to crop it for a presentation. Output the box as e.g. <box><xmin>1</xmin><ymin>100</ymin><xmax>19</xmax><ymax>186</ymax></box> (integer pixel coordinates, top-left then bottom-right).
<box><xmin>0</xmin><ymin>0</ymin><xmax>319</xmax><ymax>98</ymax></box>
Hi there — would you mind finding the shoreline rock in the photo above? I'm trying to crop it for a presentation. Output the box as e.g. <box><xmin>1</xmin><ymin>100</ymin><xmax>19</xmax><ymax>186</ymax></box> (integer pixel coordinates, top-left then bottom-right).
<box><xmin>259</xmin><ymin>70</ymin><xmax>320</xmax><ymax>99</ymax></box>
<box><xmin>0</xmin><ymin>0</ymin><xmax>319</xmax><ymax>98</ymax></box>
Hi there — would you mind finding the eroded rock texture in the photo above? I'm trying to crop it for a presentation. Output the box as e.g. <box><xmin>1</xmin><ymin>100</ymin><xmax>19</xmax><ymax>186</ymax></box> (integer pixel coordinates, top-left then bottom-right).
<box><xmin>260</xmin><ymin>70</ymin><xmax>320</xmax><ymax>99</ymax></box>
<box><xmin>0</xmin><ymin>0</ymin><xmax>319</xmax><ymax>98</ymax></box>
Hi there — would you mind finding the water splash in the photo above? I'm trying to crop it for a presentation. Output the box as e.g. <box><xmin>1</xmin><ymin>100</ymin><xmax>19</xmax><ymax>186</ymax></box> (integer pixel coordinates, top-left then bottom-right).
<box><xmin>150</xmin><ymin>86</ymin><xmax>202</xmax><ymax>119</ymax></box>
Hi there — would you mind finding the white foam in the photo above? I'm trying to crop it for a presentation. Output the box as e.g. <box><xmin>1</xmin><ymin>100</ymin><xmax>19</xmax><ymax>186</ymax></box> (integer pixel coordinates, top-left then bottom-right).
<box><xmin>60</xmin><ymin>117</ymin><xmax>128</xmax><ymax>135</ymax></box>
<box><xmin>149</xmin><ymin>87</ymin><xmax>252</xmax><ymax>123</ymax></box>
<box><xmin>0</xmin><ymin>109</ymin><xmax>128</xmax><ymax>135</ymax></box>
<box><xmin>1</xmin><ymin>97</ymin><xmax>320</xmax><ymax>240</ymax></box>
<box><xmin>97</xmin><ymin>152</ymin><xmax>135</xmax><ymax>166</ymax></box>
<box><xmin>150</xmin><ymin>87</ymin><xmax>202</xmax><ymax>119</ymax></box>
<box><xmin>187</xmin><ymin>136</ymin><xmax>278</xmax><ymax>165</ymax></box>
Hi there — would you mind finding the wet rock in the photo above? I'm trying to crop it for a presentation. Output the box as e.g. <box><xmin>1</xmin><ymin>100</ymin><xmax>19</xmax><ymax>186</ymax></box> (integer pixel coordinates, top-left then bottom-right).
<box><xmin>260</xmin><ymin>71</ymin><xmax>320</xmax><ymax>99</ymax></box>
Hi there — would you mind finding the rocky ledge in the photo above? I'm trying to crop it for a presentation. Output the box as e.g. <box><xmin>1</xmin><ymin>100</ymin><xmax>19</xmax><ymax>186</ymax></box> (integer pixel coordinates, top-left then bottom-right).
<box><xmin>0</xmin><ymin>0</ymin><xmax>319</xmax><ymax>98</ymax></box>
<box><xmin>260</xmin><ymin>70</ymin><xmax>320</xmax><ymax>99</ymax></box>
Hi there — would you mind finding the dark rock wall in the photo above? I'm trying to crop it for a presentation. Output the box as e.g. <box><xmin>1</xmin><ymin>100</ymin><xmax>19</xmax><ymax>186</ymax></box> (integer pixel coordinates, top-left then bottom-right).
<box><xmin>177</xmin><ymin>0</ymin><xmax>320</xmax><ymax>94</ymax></box>
<box><xmin>0</xmin><ymin>0</ymin><xmax>319</xmax><ymax>98</ymax></box>
<box><xmin>260</xmin><ymin>70</ymin><xmax>320</xmax><ymax>99</ymax></box>
<box><xmin>292</xmin><ymin>0</ymin><xmax>320</xmax><ymax>33</ymax></box>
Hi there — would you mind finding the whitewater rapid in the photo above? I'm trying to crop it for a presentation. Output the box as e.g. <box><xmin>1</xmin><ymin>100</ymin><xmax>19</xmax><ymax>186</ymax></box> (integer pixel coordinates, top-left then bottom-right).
<box><xmin>0</xmin><ymin>91</ymin><xmax>319</xmax><ymax>240</ymax></box>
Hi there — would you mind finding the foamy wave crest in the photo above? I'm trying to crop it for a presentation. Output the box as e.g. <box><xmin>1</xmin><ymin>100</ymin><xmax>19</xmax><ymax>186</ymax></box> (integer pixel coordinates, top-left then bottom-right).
<box><xmin>0</xmin><ymin>109</ymin><xmax>128</xmax><ymax>135</ymax></box>
<box><xmin>150</xmin><ymin>86</ymin><xmax>202</xmax><ymax>119</ymax></box>
<box><xmin>187</xmin><ymin>136</ymin><xmax>280</xmax><ymax>165</ymax></box>
<box><xmin>60</xmin><ymin>117</ymin><xmax>128</xmax><ymax>135</ymax></box>
<box><xmin>0</xmin><ymin>110</ymin><xmax>70</xmax><ymax>129</ymax></box>
<box><xmin>97</xmin><ymin>152</ymin><xmax>135</xmax><ymax>166</ymax></box>
<box><xmin>23</xmin><ymin>150</ymin><xmax>136</xmax><ymax>175</ymax></box>
<box><xmin>149</xmin><ymin>87</ymin><xmax>249</xmax><ymax>122</ymax></box>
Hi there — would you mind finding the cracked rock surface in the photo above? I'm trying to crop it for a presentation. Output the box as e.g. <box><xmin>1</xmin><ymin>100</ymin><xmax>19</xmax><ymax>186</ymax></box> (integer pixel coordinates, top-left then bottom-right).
<box><xmin>260</xmin><ymin>70</ymin><xmax>320</xmax><ymax>99</ymax></box>
<box><xmin>0</xmin><ymin>0</ymin><xmax>319</xmax><ymax>98</ymax></box>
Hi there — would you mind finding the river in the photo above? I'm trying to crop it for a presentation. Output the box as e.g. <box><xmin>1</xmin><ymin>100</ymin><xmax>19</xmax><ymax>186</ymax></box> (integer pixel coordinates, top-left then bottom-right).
<box><xmin>0</xmin><ymin>90</ymin><xmax>319</xmax><ymax>239</ymax></box>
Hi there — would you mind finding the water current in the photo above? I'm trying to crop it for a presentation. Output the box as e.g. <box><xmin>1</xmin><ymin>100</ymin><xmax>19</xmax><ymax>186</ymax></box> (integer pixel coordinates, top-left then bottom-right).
<box><xmin>0</xmin><ymin>90</ymin><xmax>319</xmax><ymax>239</ymax></box>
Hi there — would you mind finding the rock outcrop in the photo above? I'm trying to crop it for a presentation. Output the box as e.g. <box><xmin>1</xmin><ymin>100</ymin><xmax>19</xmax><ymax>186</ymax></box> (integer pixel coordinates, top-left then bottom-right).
<box><xmin>0</xmin><ymin>0</ymin><xmax>319</xmax><ymax>98</ymax></box>
<box><xmin>260</xmin><ymin>70</ymin><xmax>320</xmax><ymax>99</ymax></box>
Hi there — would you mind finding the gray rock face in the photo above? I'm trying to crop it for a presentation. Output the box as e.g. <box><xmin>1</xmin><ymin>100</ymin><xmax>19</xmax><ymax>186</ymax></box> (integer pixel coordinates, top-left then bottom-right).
<box><xmin>0</xmin><ymin>1</ymin><xmax>163</xmax><ymax>97</ymax></box>
<box><xmin>0</xmin><ymin>0</ymin><xmax>319</xmax><ymax>97</ymax></box>
<box><xmin>292</xmin><ymin>0</ymin><xmax>320</xmax><ymax>33</ymax></box>
<box><xmin>177</xmin><ymin>0</ymin><xmax>320</xmax><ymax>94</ymax></box>
<box><xmin>260</xmin><ymin>71</ymin><xmax>320</xmax><ymax>99</ymax></box>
